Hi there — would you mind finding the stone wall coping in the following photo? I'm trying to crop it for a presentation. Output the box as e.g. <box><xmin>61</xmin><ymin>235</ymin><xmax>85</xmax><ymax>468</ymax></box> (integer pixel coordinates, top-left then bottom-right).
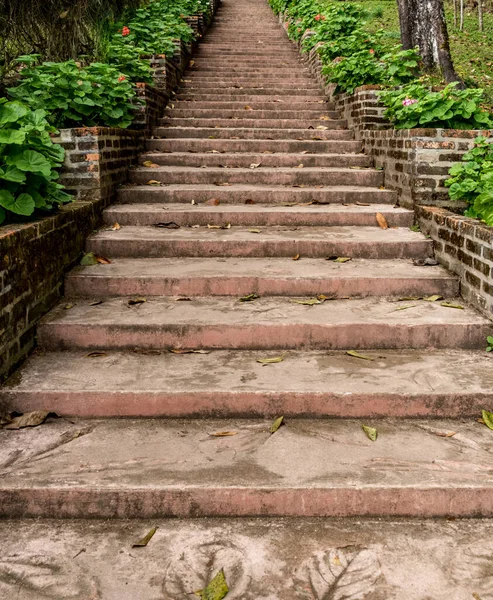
<box><xmin>362</xmin><ymin>128</ymin><xmax>493</xmax><ymax>139</ymax></box>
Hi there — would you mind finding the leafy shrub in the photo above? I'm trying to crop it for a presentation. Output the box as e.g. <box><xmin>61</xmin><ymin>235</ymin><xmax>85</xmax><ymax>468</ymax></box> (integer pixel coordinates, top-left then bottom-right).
<box><xmin>8</xmin><ymin>58</ymin><xmax>136</xmax><ymax>128</ymax></box>
<box><xmin>445</xmin><ymin>136</ymin><xmax>493</xmax><ymax>224</ymax></box>
<box><xmin>317</xmin><ymin>30</ymin><xmax>383</xmax><ymax>64</ymax></box>
<box><xmin>379</xmin><ymin>82</ymin><xmax>493</xmax><ymax>130</ymax></box>
<box><xmin>299</xmin><ymin>4</ymin><xmax>363</xmax><ymax>52</ymax></box>
<box><xmin>0</xmin><ymin>99</ymin><xmax>72</xmax><ymax>224</ymax></box>
<box><xmin>323</xmin><ymin>50</ymin><xmax>385</xmax><ymax>94</ymax></box>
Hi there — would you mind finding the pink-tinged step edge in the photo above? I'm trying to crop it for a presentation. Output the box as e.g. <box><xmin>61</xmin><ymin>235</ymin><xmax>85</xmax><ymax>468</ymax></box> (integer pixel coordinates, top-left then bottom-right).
<box><xmin>5</xmin><ymin>348</ymin><xmax>489</xmax><ymax>418</ymax></box>
<box><xmin>2</xmin><ymin>487</ymin><xmax>493</xmax><ymax>518</ymax></box>
<box><xmin>7</xmin><ymin>390</ymin><xmax>493</xmax><ymax>419</ymax></box>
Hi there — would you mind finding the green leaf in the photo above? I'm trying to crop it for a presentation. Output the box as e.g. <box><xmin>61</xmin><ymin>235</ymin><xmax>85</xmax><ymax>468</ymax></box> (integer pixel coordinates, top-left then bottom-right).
<box><xmin>0</xmin><ymin>129</ymin><xmax>27</xmax><ymax>144</ymax></box>
<box><xmin>80</xmin><ymin>252</ymin><xmax>99</xmax><ymax>266</ymax></box>
<box><xmin>362</xmin><ymin>424</ymin><xmax>377</xmax><ymax>441</ymax></box>
<box><xmin>239</xmin><ymin>293</ymin><xmax>260</xmax><ymax>302</ymax></box>
<box><xmin>0</xmin><ymin>191</ymin><xmax>35</xmax><ymax>216</ymax></box>
<box><xmin>195</xmin><ymin>569</ymin><xmax>229</xmax><ymax>600</ymax></box>
<box><xmin>0</xmin><ymin>101</ymin><xmax>28</xmax><ymax>124</ymax></box>
<box><xmin>0</xmin><ymin>165</ymin><xmax>26</xmax><ymax>183</ymax></box>
<box><xmin>11</xmin><ymin>150</ymin><xmax>52</xmax><ymax>176</ymax></box>
<box><xmin>482</xmin><ymin>410</ymin><xmax>493</xmax><ymax>431</ymax></box>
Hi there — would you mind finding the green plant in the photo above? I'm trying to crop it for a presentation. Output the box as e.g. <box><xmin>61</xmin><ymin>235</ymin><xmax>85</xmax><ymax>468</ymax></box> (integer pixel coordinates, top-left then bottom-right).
<box><xmin>8</xmin><ymin>58</ymin><xmax>137</xmax><ymax>128</ymax></box>
<box><xmin>379</xmin><ymin>82</ymin><xmax>493</xmax><ymax>130</ymax></box>
<box><xmin>487</xmin><ymin>336</ymin><xmax>493</xmax><ymax>352</ymax></box>
<box><xmin>323</xmin><ymin>50</ymin><xmax>385</xmax><ymax>94</ymax></box>
<box><xmin>0</xmin><ymin>99</ymin><xmax>72</xmax><ymax>224</ymax></box>
<box><xmin>445</xmin><ymin>136</ymin><xmax>493</xmax><ymax>224</ymax></box>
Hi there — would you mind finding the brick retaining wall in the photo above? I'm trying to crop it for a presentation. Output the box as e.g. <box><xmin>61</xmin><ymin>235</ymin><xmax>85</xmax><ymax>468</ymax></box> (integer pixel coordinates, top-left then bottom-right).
<box><xmin>361</xmin><ymin>129</ymin><xmax>492</xmax><ymax>210</ymax></box>
<box><xmin>417</xmin><ymin>206</ymin><xmax>493</xmax><ymax>318</ymax></box>
<box><xmin>0</xmin><ymin>0</ymin><xmax>221</xmax><ymax>381</ymax></box>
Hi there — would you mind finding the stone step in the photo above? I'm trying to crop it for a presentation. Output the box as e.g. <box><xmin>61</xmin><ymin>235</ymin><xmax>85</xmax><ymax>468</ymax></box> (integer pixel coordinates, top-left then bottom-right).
<box><xmin>102</xmin><ymin>203</ymin><xmax>411</xmax><ymax>227</ymax></box>
<box><xmin>162</xmin><ymin>108</ymin><xmax>340</xmax><ymax>119</ymax></box>
<box><xmin>171</xmin><ymin>99</ymin><xmax>334</xmax><ymax>109</ymax></box>
<box><xmin>176</xmin><ymin>87</ymin><xmax>323</xmax><ymax>96</ymax></box>
<box><xmin>128</xmin><ymin>166</ymin><xmax>382</xmax><ymax>187</ymax></box>
<box><xmin>154</xmin><ymin>127</ymin><xmax>355</xmax><ymax>140</ymax></box>
<box><xmin>159</xmin><ymin>117</ymin><xmax>348</xmax><ymax>129</ymax></box>
<box><xmin>37</xmin><ymin>295</ymin><xmax>491</xmax><ymax>352</ymax></box>
<box><xmin>65</xmin><ymin>256</ymin><xmax>457</xmax><ymax>299</ymax></box>
<box><xmin>86</xmin><ymin>225</ymin><xmax>430</xmax><ymax>259</ymax></box>
<box><xmin>5</xmin><ymin>348</ymin><xmax>488</xmax><ymax>418</ymax></box>
<box><xmin>145</xmin><ymin>138</ymin><xmax>362</xmax><ymax>154</ymax></box>
<box><xmin>116</xmin><ymin>183</ymin><xmax>396</xmax><ymax>205</ymax></box>
<box><xmin>188</xmin><ymin>66</ymin><xmax>311</xmax><ymax>73</ymax></box>
<box><xmin>180</xmin><ymin>82</ymin><xmax>321</xmax><ymax>91</ymax></box>
<box><xmin>0</xmin><ymin>517</ymin><xmax>491</xmax><ymax>598</ymax></box>
<box><xmin>139</xmin><ymin>151</ymin><xmax>371</xmax><ymax>168</ymax></box>
<box><xmin>1</xmin><ymin>418</ymin><xmax>493</xmax><ymax>518</ymax></box>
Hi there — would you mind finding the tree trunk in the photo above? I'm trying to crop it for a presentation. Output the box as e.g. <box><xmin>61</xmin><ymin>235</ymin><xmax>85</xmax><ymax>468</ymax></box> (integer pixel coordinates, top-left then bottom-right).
<box><xmin>453</xmin><ymin>0</ymin><xmax>458</xmax><ymax>28</ymax></box>
<box><xmin>478</xmin><ymin>0</ymin><xmax>484</xmax><ymax>31</ymax></box>
<box><xmin>460</xmin><ymin>0</ymin><xmax>464</xmax><ymax>31</ymax></box>
<box><xmin>397</xmin><ymin>0</ymin><xmax>462</xmax><ymax>84</ymax></box>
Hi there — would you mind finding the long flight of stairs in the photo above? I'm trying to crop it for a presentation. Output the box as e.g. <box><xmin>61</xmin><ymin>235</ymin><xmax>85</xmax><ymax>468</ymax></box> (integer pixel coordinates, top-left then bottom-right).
<box><xmin>2</xmin><ymin>0</ymin><xmax>493</xmax><ymax>596</ymax></box>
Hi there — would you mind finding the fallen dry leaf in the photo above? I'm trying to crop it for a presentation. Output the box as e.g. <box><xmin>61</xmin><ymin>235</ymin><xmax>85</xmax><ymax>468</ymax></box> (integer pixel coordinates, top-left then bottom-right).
<box><xmin>146</xmin><ymin>180</ymin><xmax>161</xmax><ymax>186</ymax></box>
<box><xmin>434</xmin><ymin>431</ymin><xmax>457</xmax><ymax>438</ymax></box>
<box><xmin>86</xmin><ymin>351</ymin><xmax>108</xmax><ymax>358</ymax></box>
<box><xmin>239</xmin><ymin>293</ymin><xmax>260</xmax><ymax>302</ymax></box>
<box><xmin>205</xmin><ymin>198</ymin><xmax>220</xmax><ymax>205</ymax></box>
<box><xmin>153</xmin><ymin>222</ymin><xmax>180</xmax><ymax>229</ymax></box>
<box><xmin>270</xmin><ymin>416</ymin><xmax>284</xmax><ymax>433</ymax></box>
<box><xmin>362</xmin><ymin>424</ymin><xmax>377</xmax><ymax>441</ymax></box>
<box><xmin>257</xmin><ymin>353</ymin><xmax>285</xmax><ymax>365</ymax></box>
<box><xmin>482</xmin><ymin>409</ymin><xmax>493</xmax><ymax>431</ymax></box>
<box><xmin>64</xmin><ymin>303</ymin><xmax>74</xmax><ymax>310</ymax></box>
<box><xmin>376</xmin><ymin>213</ymin><xmax>388</xmax><ymax>229</ymax></box>
<box><xmin>89</xmin><ymin>300</ymin><xmax>103</xmax><ymax>306</ymax></box>
<box><xmin>207</xmin><ymin>223</ymin><xmax>231</xmax><ymax>229</ymax></box>
<box><xmin>245</xmin><ymin>199</ymin><xmax>256</xmax><ymax>204</ymax></box>
<box><xmin>3</xmin><ymin>410</ymin><xmax>59</xmax><ymax>430</ymax></box>
<box><xmin>208</xmin><ymin>431</ymin><xmax>238</xmax><ymax>437</ymax></box>
<box><xmin>194</xmin><ymin>569</ymin><xmax>229</xmax><ymax>600</ymax></box>
<box><xmin>248</xmin><ymin>228</ymin><xmax>261</xmax><ymax>233</ymax></box>
<box><xmin>110</xmin><ymin>222</ymin><xmax>121</xmax><ymax>231</ymax></box>
<box><xmin>292</xmin><ymin>253</ymin><xmax>300</xmax><ymax>261</ymax></box>
<box><xmin>346</xmin><ymin>350</ymin><xmax>374</xmax><ymax>361</ymax></box>
<box><xmin>326</xmin><ymin>256</ymin><xmax>351</xmax><ymax>263</ymax></box>
<box><xmin>249</xmin><ymin>163</ymin><xmax>261</xmax><ymax>169</ymax></box>
<box><xmin>440</xmin><ymin>302</ymin><xmax>464</xmax><ymax>309</ymax></box>
<box><xmin>128</xmin><ymin>296</ymin><xmax>147</xmax><ymax>306</ymax></box>
<box><xmin>391</xmin><ymin>304</ymin><xmax>418</xmax><ymax>312</ymax></box>
<box><xmin>292</xmin><ymin>298</ymin><xmax>322</xmax><ymax>305</ymax></box>
<box><xmin>132</xmin><ymin>527</ymin><xmax>157</xmax><ymax>548</ymax></box>
<box><xmin>169</xmin><ymin>349</ymin><xmax>210</xmax><ymax>354</ymax></box>
<box><xmin>80</xmin><ymin>252</ymin><xmax>111</xmax><ymax>266</ymax></box>
<box><xmin>142</xmin><ymin>161</ymin><xmax>159</xmax><ymax>168</ymax></box>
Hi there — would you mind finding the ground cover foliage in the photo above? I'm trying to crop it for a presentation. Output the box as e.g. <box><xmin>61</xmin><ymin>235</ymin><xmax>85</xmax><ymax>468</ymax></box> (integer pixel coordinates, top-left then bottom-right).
<box><xmin>0</xmin><ymin>0</ymin><xmax>209</xmax><ymax>224</ymax></box>
<box><xmin>270</xmin><ymin>0</ymin><xmax>493</xmax><ymax>223</ymax></box>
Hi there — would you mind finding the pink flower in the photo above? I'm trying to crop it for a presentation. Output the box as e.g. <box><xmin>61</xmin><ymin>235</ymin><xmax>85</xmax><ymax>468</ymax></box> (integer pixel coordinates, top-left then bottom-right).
<box><xmin>122</xmin><ymin>26</ymin><xmax>130</xmax><ymax>36</ymax></box>
<box><xmin>369</xmin><ymin>49</ymin><xmax>375</xmax><ymax>55</ymax></box>
<box><xmin>314</xmin><ymin>14</ymin><xmax>321</xmax><ymax>20</ymax></box>
<box><xmin>402</xmin><ymin>98</ymin><xmax>418</xmax><ymax>107</ymax></box>
<box><xmin>118</xmin><ymin>75</ymin><xmax>126</xmax><ymax>82</ymax></box>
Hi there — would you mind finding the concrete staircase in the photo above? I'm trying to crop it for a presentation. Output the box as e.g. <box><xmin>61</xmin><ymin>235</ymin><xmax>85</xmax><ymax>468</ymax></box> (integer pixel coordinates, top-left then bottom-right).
<box><xmin>2</xmin><ymin>0</ymin><xmax>493</xmax><ymax>596</ymax></box>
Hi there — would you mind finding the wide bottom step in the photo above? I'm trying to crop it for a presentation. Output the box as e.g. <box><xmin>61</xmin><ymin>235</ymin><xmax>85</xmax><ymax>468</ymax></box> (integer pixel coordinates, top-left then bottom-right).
<box><xmin>1</xmin><ymin>517</ymin><xmax>492</xmax><ymax>599</ymax></box>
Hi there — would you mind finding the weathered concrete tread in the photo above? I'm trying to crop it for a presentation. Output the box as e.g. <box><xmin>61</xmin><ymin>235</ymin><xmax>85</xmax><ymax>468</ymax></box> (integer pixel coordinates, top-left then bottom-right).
<box><xmin>1</xmin><ymin>418</ymin><xmax>493</xmax><ymax>518</ymax></box>
<box><xmin>0</xmin><ymin>517</ymin><xmax>491</xmax><ymax>599</ymax></box>
<box><xmin>4</xmin><ymin>349</ymin><xmax>492</xmax><ymax>418</ymax></box>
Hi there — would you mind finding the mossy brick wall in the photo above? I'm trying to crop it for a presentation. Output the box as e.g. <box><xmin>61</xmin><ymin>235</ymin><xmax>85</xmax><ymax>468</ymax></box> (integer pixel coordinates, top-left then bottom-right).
<box><xmin>51</xmin><ymin>127</ymin><xmax>145</xmax><ymax>203</ymax></box>
<box><xmin>0</xmin><ymin>0</ymin><xmax>222</xmax><ymax>382</ymax></box>
<box><xmin>0</xmin><ymin>199</ymin><xmax>104</xmax><ymax>382</ymax></box>
<box><xmin>417</xmin><ymin>206</ymin><xmax>493</xmax><ymax>317</ymax></box>
<box><xmin>361</xmin><ymin>129</ymin><xmax>493</xmax><ymax>210</ymax></box>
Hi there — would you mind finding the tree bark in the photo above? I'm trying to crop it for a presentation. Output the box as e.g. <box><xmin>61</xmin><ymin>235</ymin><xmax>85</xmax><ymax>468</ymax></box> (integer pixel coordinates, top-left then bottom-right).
<box><xmin>460</xmin><ymin>0</ymin><xmax>464</xmax><ymax>31</ymax></box>
<box><xmin>478</xmin><ymin>0</ymin><xmax>484</xmax><ymax>32</ymax></box>
<box><xmin>396</xmin><ymin>0</ymin><xmax>462</xmax><ymax>84</ymax></box>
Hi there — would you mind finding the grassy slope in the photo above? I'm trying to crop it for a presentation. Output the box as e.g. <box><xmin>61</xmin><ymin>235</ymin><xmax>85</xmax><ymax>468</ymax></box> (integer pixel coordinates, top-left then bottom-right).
<box><xmin>356</xmin><ymin>0</ymin><xmax>493</xmax><ymax>107</ymax></box>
